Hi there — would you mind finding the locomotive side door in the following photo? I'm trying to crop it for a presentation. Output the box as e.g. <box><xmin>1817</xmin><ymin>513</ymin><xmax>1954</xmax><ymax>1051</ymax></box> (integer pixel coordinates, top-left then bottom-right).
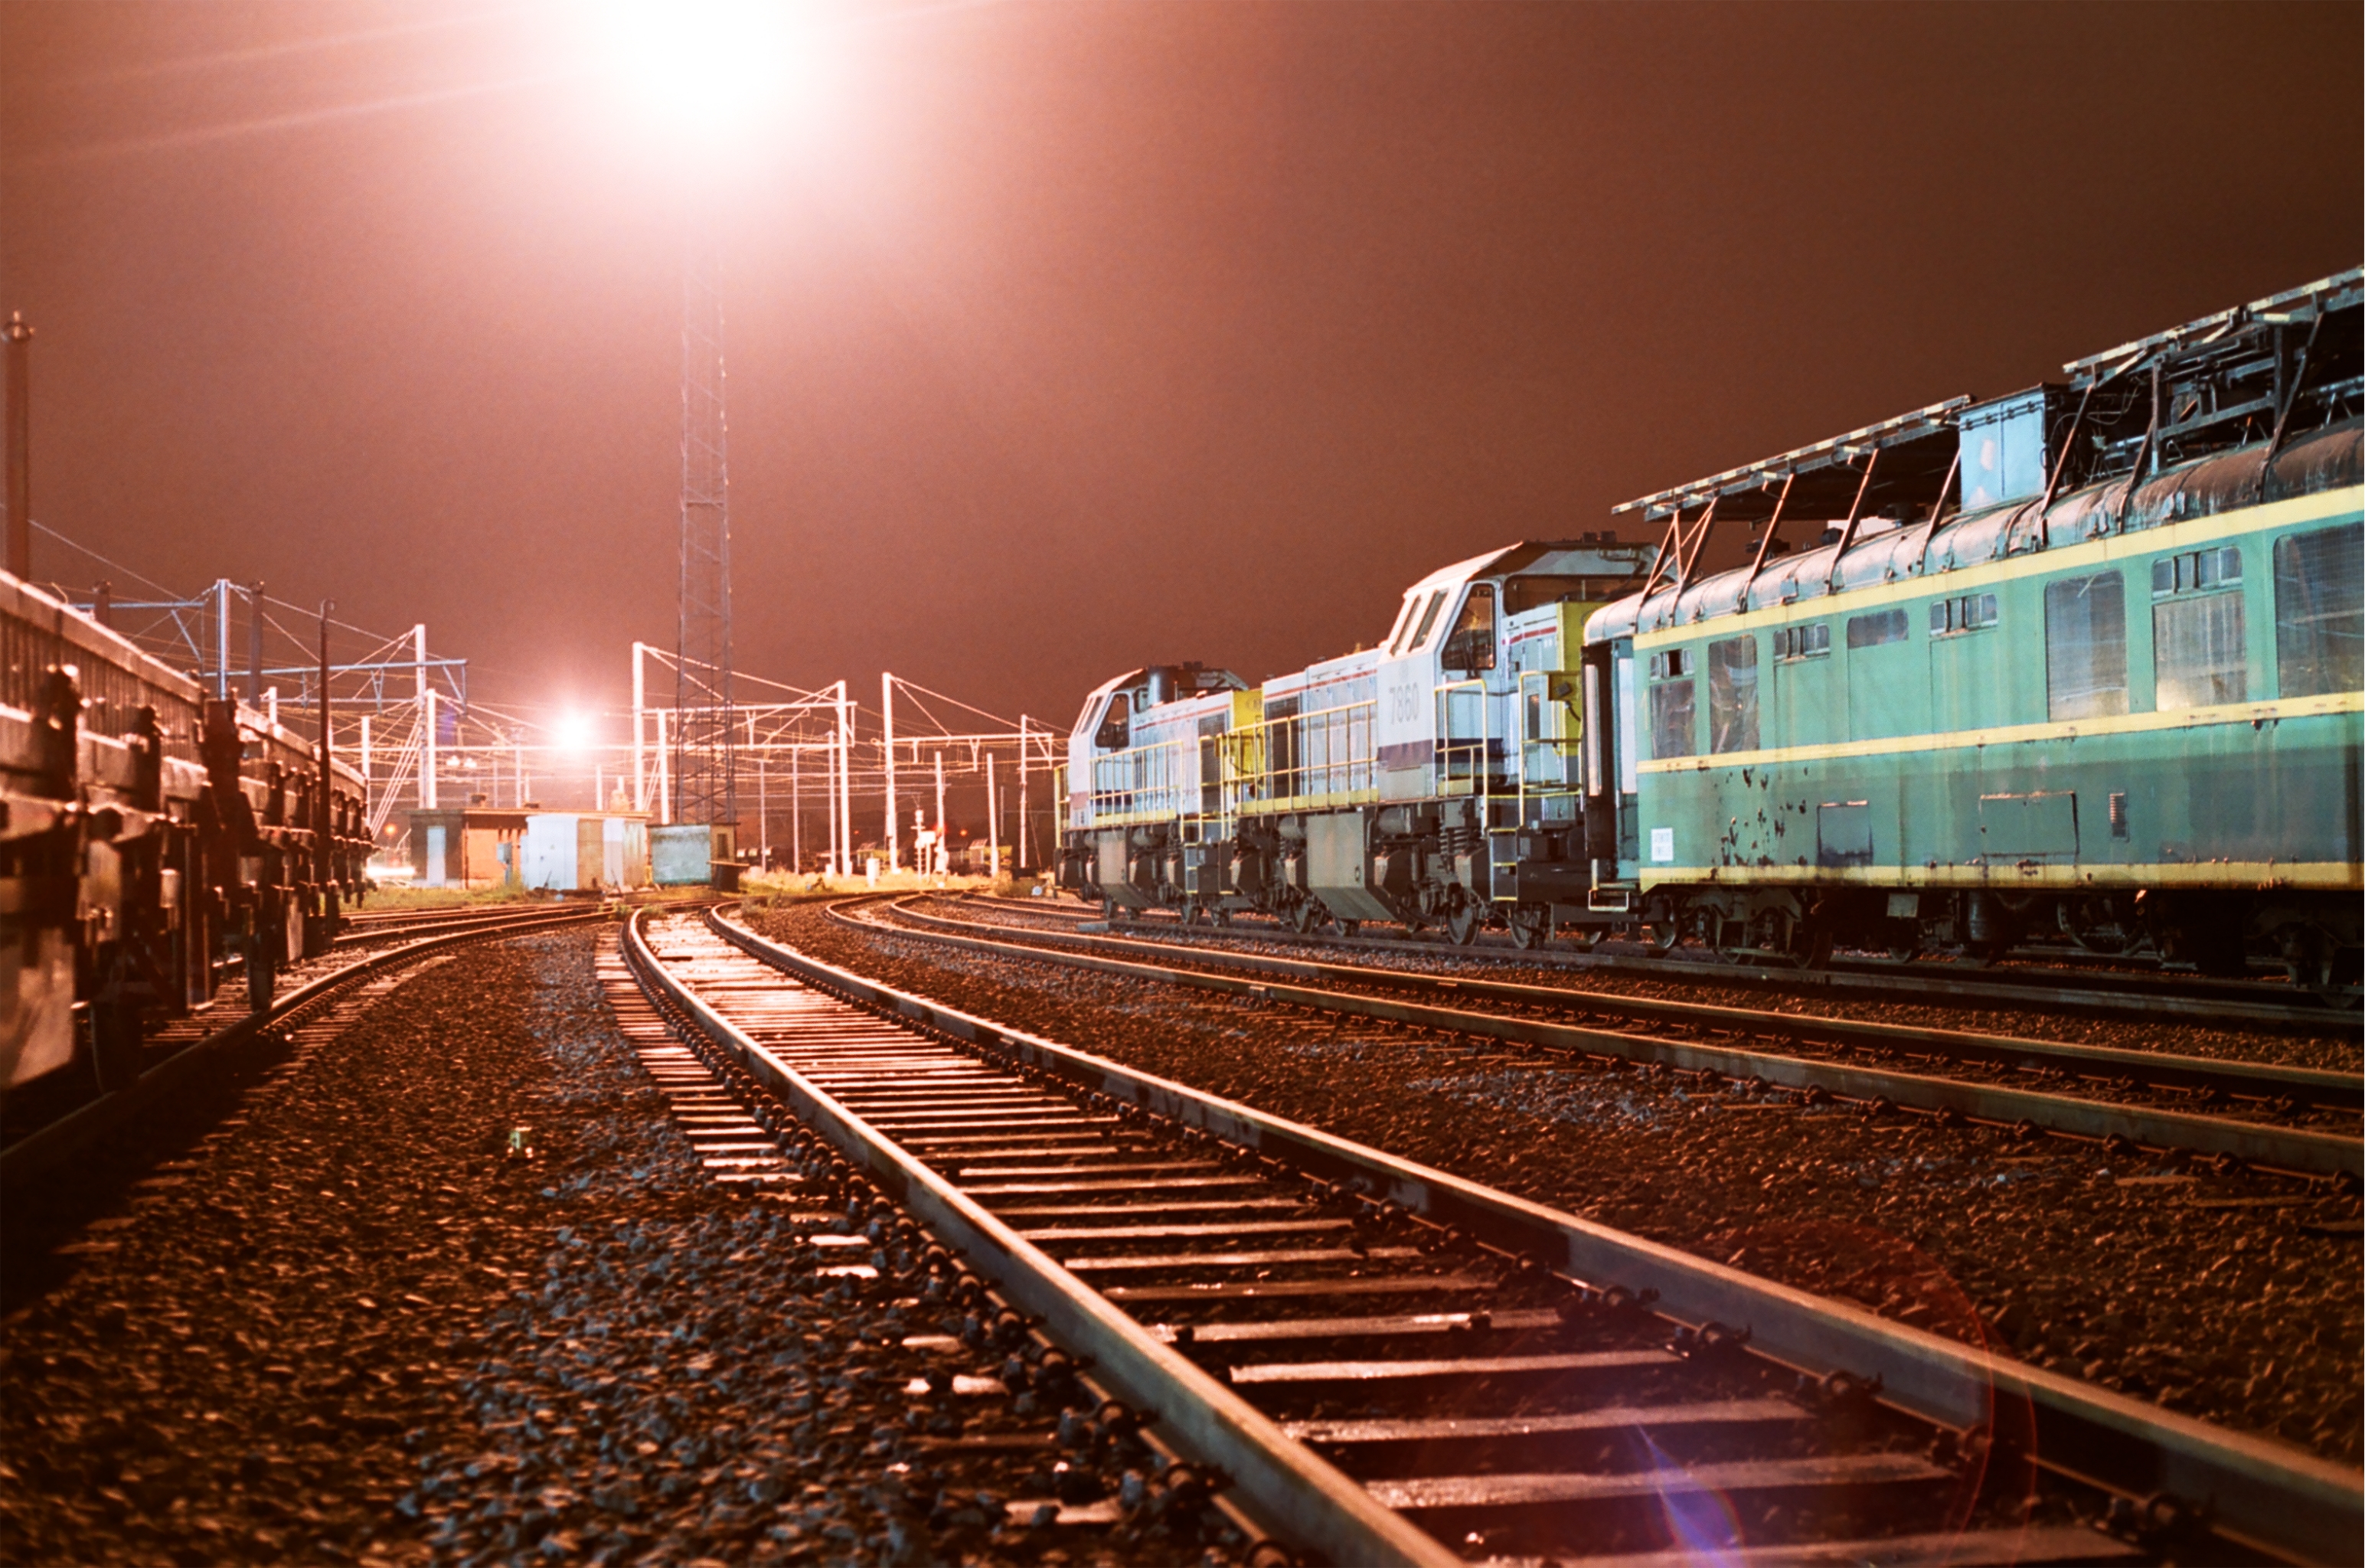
<box><xmin>1434</xmin><ymin>583</ymin><xmax>1503</xmax><ymax>795</ymax></box>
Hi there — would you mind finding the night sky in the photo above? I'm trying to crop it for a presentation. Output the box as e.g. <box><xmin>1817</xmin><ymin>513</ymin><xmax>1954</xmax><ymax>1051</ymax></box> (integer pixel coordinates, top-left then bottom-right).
<box><xmin>3</xmin><ymin>2</ymin><xmax>2358</xmax><ymax>743</ymax></box>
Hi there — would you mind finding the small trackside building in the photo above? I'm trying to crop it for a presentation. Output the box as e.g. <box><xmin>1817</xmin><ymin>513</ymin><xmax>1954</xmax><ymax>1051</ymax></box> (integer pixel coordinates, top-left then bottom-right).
<box><xmin>521</xmin><ymin>811</ymin><xmax>652</xmax><ymax>892</ymax></box>
<box><xmin>407</xmin><ymin>806</ymin><xmax>528</xmax><ymax>890</ymax></box>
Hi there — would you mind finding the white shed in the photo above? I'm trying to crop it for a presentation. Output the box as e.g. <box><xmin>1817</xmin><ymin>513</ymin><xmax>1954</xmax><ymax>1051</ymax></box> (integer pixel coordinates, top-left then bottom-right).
<box><xmin>521</xmin><ymin>812</ymin><xmax>651</xmax><ymax>892</ymax></box>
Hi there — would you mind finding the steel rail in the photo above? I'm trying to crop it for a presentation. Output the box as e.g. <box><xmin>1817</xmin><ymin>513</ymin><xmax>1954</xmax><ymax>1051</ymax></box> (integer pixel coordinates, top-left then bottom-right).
<box><xmin>334</xmin><ymin>905</ymin><xmax>577</xmax><ymax>943</ymax></box>
<box><xmin>0</xmin><ymin>906</ymin><xmax>613</xmax><ymax>1186</ymax></box>
<box><xmin>334</xmin><ymin>897</ymin><xmax>681</xmax><ymax>947</ymax></box>
<box><xmin>621</xmin><ymin>907</ymin><xmax>1460</xmax><ymax>1568</ymax></box>
<box><xmin>715</xmin><ymin>900</ymin><xmax>2364</xmax><ymax>1565</ymax></box>
<box><xmin>860</xmin><ymin>900</ymin><xmax>2363</xmax><ymax>1180</ymax></box>
<box><xmin>1043</xmin><ymin>900</ymin><xmax>2345</xmax><ymax>1033</ymax></box>
<box><xmin>920</xmin><ymin>902</ymin><xmax>2357</xmax><ymax>1112</ymax></box>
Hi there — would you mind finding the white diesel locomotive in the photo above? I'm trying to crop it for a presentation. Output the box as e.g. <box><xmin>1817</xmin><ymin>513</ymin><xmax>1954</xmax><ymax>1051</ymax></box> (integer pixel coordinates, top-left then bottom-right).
<box><xmin>1056</xmin><ymin>537</ymin><xmax>1654</xmax><ymax>946</ymax></box>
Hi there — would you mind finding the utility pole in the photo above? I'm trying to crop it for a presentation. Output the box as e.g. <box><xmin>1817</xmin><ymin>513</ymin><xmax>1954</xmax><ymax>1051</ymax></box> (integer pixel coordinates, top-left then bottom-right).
<box><xmin>315</xmin><ymin>601</ymin><xmax>335</xmax><ymax>936</ymax></box>
<box><xmin>933</xmin><ymin>752</ymin><xmax>946</xmax><ymax>878</ymax></box>
<box><xmin>1018</xmin><ymin>718</ymin><xmax>1029</xmax><ymax>872</ymax></box>
<box><xmin>414</xmin><ymin>624</ymin><xmax>435</xmax><ymax>811</ymax></box>
<box><xmin>246</xmin><ymin>581</ymin><xmax>266</xmax><ymax>706</ymax></box>
<box><xmin>882</xmin><ymin>671</ymin><xmax>898</xmax><ymax>872</ymax></box>
<box><xmin>214</xmin><ymin>580</ymin><xmax>234</xmax><ymax>699</ymax></box>
<box><xmin>5</xmin><ymin>312</ymin><xmax>30</xmax><ymax>581</ymax></box>
<box><xmin>630</xmin><ymin>641</ymin><xmax>645</xmax><ymax>811</ymax></box>
<box><xmin>835</xmin><ymin>681</ymin><xmax>852</xmax><ymax>875</ymax></box>
<box><xmin>987</xmin><ymin>751</ymin><xmax>998</xmax><ymax>880</ymax></box>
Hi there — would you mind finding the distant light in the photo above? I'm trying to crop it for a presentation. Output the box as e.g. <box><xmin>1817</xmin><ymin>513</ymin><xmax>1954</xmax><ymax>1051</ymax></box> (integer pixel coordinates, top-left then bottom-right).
<box><xmin>553</xmin><ymin>711</ymin><xmax>598</xmax><ymax>753</ymax></box>
<box><xmin>593</xmin><ymin>1</ymin><xmax>833</xmax><ymax>142</ymax></box>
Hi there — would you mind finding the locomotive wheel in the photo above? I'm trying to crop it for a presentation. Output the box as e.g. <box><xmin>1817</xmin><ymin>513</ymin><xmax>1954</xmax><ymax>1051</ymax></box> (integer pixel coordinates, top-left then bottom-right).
<box><xmin>1644</xmin><ymin>920</ymin><xmax>1682</xmax><ymax>956</ymax></box>
<box><xmin>1183</xmin><ymin>903</ymin><xmax>1208</xmax><ymax>928</ymax></box>
<box><xmin>1292</xmin><ymin>898</ymin><xmax>1330</xmax><ymax>936</ymax></box>
<box><xmin>1563</xmin><ymin>928</ymin><xmax>1602</xmax><ymax>954</ymax></box>
<box><xmin>1507</xmin><ymin>902</ymin><xmax>1552</xmax><ymax>950</ymax></box>
<box><xmin>1339</xmin><ymin>919</ymin><xmax>1362</xmax><ymax>939</ymax></box>
<box><xmin>1214</xmin><ymin>908</ymin><xmax>1233</xmax><ymax>929</ymax></box>
<box><xmin>1446</xmin><ymin>900</ymin><xmax>1483</xmax><ymax>946</ymax></box>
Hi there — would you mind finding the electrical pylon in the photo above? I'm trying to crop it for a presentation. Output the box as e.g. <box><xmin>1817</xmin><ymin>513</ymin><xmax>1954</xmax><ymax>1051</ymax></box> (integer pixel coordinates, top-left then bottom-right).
<box><xmin>672</xmin><ymin>222</ymin><xmax>736</xmax><ymax>829</ymax></box>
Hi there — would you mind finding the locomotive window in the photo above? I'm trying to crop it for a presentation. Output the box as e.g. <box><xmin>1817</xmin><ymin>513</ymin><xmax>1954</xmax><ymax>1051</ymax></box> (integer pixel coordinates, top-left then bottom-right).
<box><xmin>2153</xmin><ymin>546</ymin><xmax>2242</xmax><ymax>597</ymax></box>
<box><xmin>1707</xmin><ymin>636</ymin><xmax>1759</xmax><ymax>753</ymax></box>
<box><xmin>1646</xmin><ymin>648</ymin><xmax>1692</xmax><ymax>679</ymax></box>
<box><xmin>1649</xmin><ymin>677</ymin><xmax>1696</xmax><ymax>760</ymax></box>
<box><xmin>1502</xmin><ymin>575</ymin><xmax>1637</xmax><ymax>615</ymax></box>
<box><xmin>2154</xmin><ymin>591</ymin><xmax>2246</xmax><ymax>710</ymax></box>
<box><xmin>1929</xmin><ymin>593</ymin><xmax>1998</xmax><ymax>636</ymax></box>
<box><xmin>2043</xmin><ymin>571</ymin><xmax>2128</xmax><ymax>720</ymax></box>
<box><xmin>1403</xmin><ymin>590</ymin><xmax>1449</xmax><ymax>654</ymax></box>
<box><xmin>1847</xmin><ymin>608</ymin><xmax>1909</xmax><ymax>648</ymax></box>
<box><xmin>1772</xmin><ymin>623</ymin><xmax>1829</xmax><ymax>661</ymax></box>
<box><xmin>2275</xmin><ymin>524</ymin><xmax>2363</xmax><ymax>698</ymax></box>
<box><xmin>1440</xmin><ymin>585</ymin><xmax>1498</xmax><ymax>673</ymax></box>
<box><xmin>1093</xmin><ymin>693</ymin><xmax>1131</xmax><ymax>750</ymax></box>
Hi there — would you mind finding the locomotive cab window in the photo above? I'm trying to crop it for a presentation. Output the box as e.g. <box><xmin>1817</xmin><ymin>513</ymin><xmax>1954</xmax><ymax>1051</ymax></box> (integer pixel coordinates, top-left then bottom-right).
<box><xmin>1093</xmin><ymin>693</ymin><xmax>1131</xmax><ymax>750</ymax></box>
<box><xmin>2274</xmin><ymin>523</ymin><xmax>2363</xmax><ymax>698</ymax></box>
<box><xmin>2044</xmin><ymin>571</ymin><xmax>2128</xmax><ymax>720</ymax></box>
<box><xmin>1707</xmin><ymin>635</ymin><xmax>1759</xmax><ymax>753</ymax></box>
<box><xmin>1440</xmin><ymin>584</ymin><xmax>1498</xmax><ymax>674</ymax></box>
<box><xmin>1648</xmin><ymin>646</ymin><xmax>1695</xmax><ymax>760</ymax></box>
<box><xmin>2154</xmin><ymin>545</ymin><xmax>2246</xmax><ymax>710</ymax></box>
<box><xmin>1402</xmin><ymin>590</ymin><xmax>1449</xmax><ymax>654</ymax></box>
<box><xmin>1772</xmin><ymin>623</ymin><xmax>1830</xmax><ymax>661</ymax></box>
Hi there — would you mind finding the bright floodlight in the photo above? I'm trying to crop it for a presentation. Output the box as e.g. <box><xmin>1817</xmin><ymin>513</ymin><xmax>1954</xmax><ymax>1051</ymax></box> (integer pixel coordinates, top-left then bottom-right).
<box><xmin>552</xmin><ymin>711</ymin><xmax>597</xmax><ymax>753</ymax></box>
<box><xmin>596</xmin><ymin>0</ymin><xmax>821</xmax><ymax>140</ymax></box>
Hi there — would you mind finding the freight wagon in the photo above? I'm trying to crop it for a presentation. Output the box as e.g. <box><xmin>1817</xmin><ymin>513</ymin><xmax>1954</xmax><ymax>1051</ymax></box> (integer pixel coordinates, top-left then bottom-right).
<box><xmin>0</xmin><ymin>572</ymin><xmax>374</xmax><ymax>1094</ymax></box>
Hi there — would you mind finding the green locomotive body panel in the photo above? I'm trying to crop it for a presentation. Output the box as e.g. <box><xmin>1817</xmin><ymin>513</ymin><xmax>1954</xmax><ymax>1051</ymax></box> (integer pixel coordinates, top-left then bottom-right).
<box><xmin>1629</xmin><ymin>485</ymin><xmax>2363</xmax><ymax>894</ymax></box>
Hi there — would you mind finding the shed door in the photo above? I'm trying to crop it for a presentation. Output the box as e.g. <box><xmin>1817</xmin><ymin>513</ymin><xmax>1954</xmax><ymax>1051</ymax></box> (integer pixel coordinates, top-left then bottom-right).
<box><xmin>423</xmin><ymin>826</ymin><xmax>447</xmax><ymax>888</ymax></box>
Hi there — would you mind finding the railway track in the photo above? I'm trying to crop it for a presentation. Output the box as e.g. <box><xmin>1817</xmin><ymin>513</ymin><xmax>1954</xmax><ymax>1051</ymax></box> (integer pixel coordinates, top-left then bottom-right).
<box><xmin>623</xmin><ymin>901</ymin><xmax>2363</xmax><ymax>1565</ymax></box>
<box><xmin>0</xmin><ymin>901</ymin><xmax>620</xmax><ymax>1187</ymax></box>
<box><xmin>1020</xmin><ymin>897</ymin><xmax>2352</xmax><ymax>1033</ymax></box>
<box><xmin>869</xmin><ymin>897</ymin><xmax>2361</xmax><ymax>1184</ymax></box>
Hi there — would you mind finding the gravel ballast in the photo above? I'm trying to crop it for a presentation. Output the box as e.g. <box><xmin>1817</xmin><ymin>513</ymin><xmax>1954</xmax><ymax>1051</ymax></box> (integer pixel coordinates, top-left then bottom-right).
<box><xmin>757</xmin><ymin>900</ymin><xmax>2365</xmax><ymax>1468</ymax></box>
<box><xmin>967</xmin><ymin>896</ymin><xmax>2359</xmax><ymax>1073</ymax></box>
<box><xmin>0</xmin><ymin>929</ymin><xmax>1227</xmax><ymax>1566</ymax></box>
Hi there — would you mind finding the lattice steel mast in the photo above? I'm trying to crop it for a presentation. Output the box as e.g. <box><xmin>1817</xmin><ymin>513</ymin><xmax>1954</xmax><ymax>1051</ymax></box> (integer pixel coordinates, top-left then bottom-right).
<box><xmin>673</xmin><ymin>224</ymin><xmax>736</xmax><ymax>828</ymax></box>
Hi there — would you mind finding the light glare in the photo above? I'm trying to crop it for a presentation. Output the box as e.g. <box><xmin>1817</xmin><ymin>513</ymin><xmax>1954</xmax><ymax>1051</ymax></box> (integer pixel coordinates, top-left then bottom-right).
<box><xmin>552</xmin><ymin>711</ymin><xmax>597</xmax><ymax>753</ymax></box>
<box><xmin>595</xmin><ymin>1</ymin><xmax>833</xmax><ymax>141</ymax></box>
